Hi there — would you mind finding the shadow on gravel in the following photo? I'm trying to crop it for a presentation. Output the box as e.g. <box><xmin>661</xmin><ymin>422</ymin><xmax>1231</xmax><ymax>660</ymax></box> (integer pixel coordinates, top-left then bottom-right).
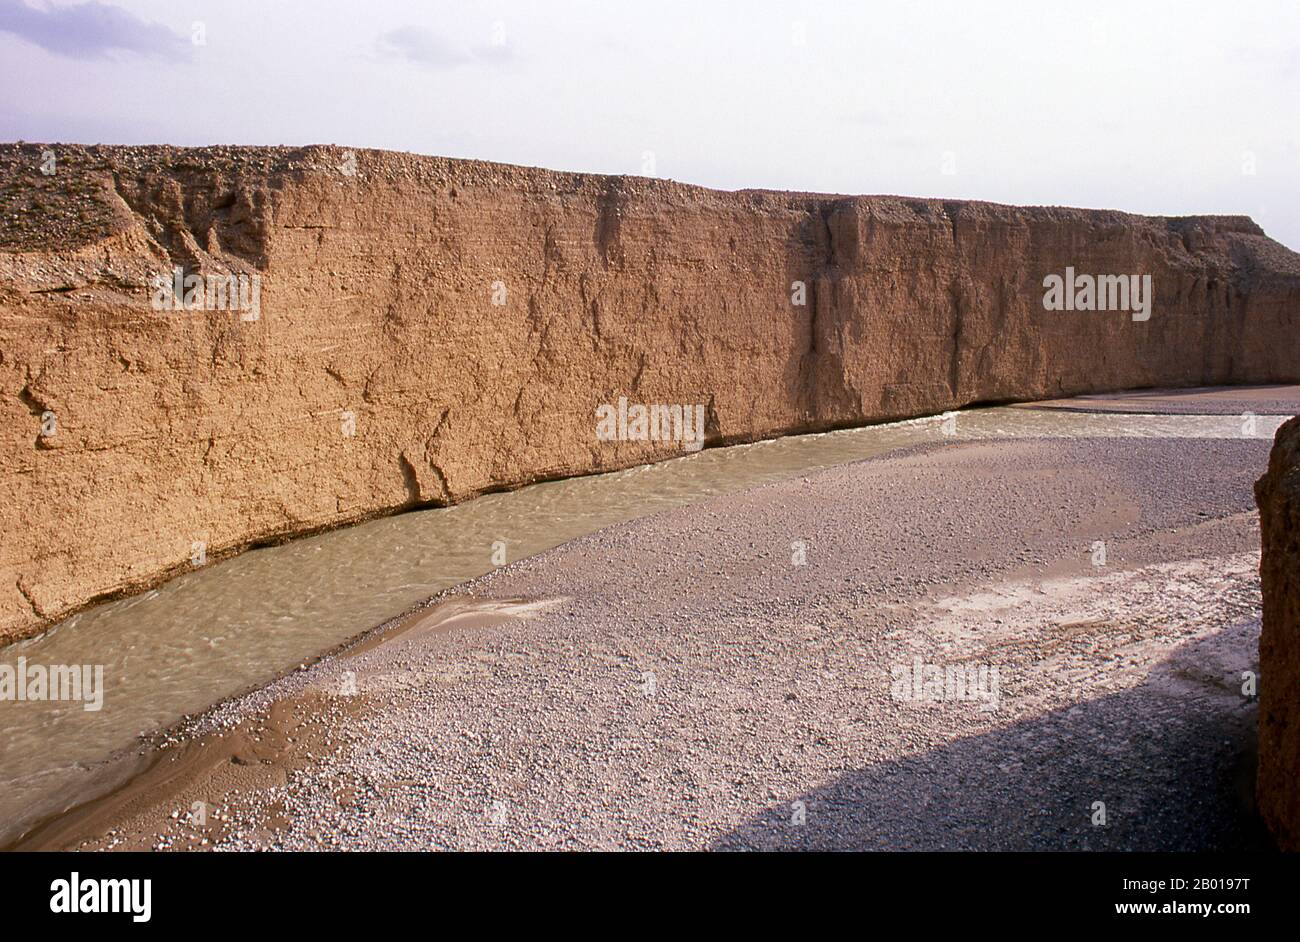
<box><xmin>715</xmin><ymin>624</ymin><xmax>1274</xmax><ymax>851</ymax></box>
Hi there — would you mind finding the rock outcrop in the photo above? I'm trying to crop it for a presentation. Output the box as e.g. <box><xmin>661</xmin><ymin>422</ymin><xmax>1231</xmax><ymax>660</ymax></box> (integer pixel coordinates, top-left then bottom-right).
<box><xmin>3</xmin><ymin>142</ymin><xmax>1299</xmax><ymax>644</ymax></box>
<box><xmin>1256</xmin><ymin>416</ymin><xmax>1300</xmax><ymax>850</ymax></box>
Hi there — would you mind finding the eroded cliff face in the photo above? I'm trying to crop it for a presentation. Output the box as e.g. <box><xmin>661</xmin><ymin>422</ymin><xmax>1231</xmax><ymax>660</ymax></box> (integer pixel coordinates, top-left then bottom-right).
<box><xmin>1256</xmin><ymin>417</ymin><xmax>1300</xmax><ymax>850</ymax></box>
<box><xmin>2</xmin><ymin>142</ymin><xmax>1299</xmax><ymax>644</ymax></box>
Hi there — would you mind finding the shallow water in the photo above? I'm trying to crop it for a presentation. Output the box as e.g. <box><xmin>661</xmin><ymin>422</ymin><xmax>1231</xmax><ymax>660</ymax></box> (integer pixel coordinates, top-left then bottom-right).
<box><xmin>0</xmin><ymin>407</ymin><xmax>1285</xmax><ymax>843</ymax></box>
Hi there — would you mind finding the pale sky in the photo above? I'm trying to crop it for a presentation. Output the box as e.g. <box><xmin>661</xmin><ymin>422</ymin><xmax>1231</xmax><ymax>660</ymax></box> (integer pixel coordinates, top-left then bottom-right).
<box><xmin>2</xmin><ymin>0</ymin><xmax>1297</xmax><ymax>249</ymax></box>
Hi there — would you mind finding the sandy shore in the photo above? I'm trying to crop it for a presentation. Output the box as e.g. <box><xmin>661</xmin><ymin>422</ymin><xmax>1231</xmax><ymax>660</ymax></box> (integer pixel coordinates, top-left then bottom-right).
<box><xmin>16</xmin><ymin>408</ymin><xmax>1281</xmax><ymax>850</ymax></box>
<box><xmin>1022</xmin><ymin>384</ymin><xmax>1300</xmax><ymax>415</ymax></box>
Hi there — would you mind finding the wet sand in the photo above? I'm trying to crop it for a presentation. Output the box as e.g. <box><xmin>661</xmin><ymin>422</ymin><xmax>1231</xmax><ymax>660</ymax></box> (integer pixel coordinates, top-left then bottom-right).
<box><xmin>14</xmin><ymin>412</ymin><xmax>1283</xmax><ymax>850</ymax></box>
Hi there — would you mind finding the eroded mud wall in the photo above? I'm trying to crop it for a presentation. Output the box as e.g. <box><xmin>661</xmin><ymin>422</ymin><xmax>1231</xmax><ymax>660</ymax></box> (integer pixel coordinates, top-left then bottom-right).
<box><xmin>2</xmin><ymin>143</ymin><xmax>1298</xmax><ymax>643</ymax></box>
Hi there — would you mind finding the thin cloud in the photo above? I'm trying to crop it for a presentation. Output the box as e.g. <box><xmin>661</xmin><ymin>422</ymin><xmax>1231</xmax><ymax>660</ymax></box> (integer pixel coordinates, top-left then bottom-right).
<box><xmin>0</xmin><ymin>0</ymin><xmax>188</xmax><ymax>60</ymax></box>
<box><xmin>377</xmin><ymin>25</ymin><xmax>516</xmax><ymax>69</ymax></box>
<box><xmin>843</xmin><ymin>109</ymin><xmax>891</xmax><ymax>128</ymax></box>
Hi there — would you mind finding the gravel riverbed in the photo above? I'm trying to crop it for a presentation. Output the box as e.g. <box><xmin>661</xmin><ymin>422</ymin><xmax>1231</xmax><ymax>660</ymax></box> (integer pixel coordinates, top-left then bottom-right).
<box><xmin>25</xmin><ymin>429</ymin><xmax>1277</xmax><ymax>852</ymax></box>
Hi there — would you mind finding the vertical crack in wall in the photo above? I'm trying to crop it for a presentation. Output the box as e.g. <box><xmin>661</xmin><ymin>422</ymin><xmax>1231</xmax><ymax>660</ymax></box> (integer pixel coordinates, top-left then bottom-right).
<box><xmin>944</xmin><ymin>201</ymin><xmax>964</xmax><ymax>403</ymax></box>
<box><xmin>793</xmin><ymin>202</ymin><xmax>835</xmax><ymax>420</ymax></box>
<box><xmin>594</xmin><ymin>180</ymin><xmax>626</xmax><ymax>269</ymax></box>
<box><xmin>398</xmin><ymin>453</ymin><xmax>422</xmax><ymax>506</ymax></box>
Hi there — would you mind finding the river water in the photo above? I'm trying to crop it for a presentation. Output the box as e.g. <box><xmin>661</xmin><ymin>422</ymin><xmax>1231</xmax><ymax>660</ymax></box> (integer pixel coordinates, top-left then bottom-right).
<box><xmin>0</xmin><ymin>407</ymin><xmax>1286</xmax><ymax>844</ymax></box>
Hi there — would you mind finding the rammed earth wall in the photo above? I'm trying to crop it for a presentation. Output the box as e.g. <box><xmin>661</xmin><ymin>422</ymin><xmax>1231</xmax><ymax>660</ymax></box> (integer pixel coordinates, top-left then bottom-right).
<box><xmin>2</xmin><ymin>143</ymin><xmax>1299</xmax><ymax>643</ymax></box>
